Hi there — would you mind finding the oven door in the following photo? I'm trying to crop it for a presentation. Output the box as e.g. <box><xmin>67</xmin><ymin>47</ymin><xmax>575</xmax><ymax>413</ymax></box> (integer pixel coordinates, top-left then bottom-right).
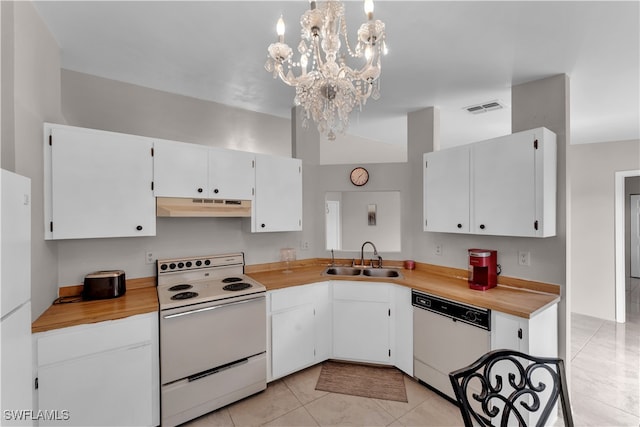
<box><xmin>160</xmin><ymin>293</ymin><xmax>266</xmax><ymax>384</ymax></box>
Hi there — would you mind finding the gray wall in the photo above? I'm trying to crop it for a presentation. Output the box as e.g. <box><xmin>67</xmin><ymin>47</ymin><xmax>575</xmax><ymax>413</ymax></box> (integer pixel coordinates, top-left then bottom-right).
<box><xmin>2</xmin><ymin>2</ymin><xmax>64</xmax><ymax>320</ymax></box>
<box><xmin>56</xmin><ymin>70</ymin><xmax>306</xmax><ymax>287</ymax></box>
<box><xmin>570</xmin><ymin>140</ymin><xmax>640</xmax><ymax>320</ymax></box>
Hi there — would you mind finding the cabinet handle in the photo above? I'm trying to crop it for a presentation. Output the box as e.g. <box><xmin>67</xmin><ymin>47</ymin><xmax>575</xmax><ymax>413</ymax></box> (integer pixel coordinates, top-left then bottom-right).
<box><xmin>261</xmin><ymin>224</ymin><xmax>266</xmax><ymax>228</ymax></box>
<box><xmin>136</xmin><ymin>225</ymin><xmax>143</xmax><ymax>231</ymax></box>
<box><xmin>457</xmin><ymin>223</ymin><xmax>462</xmax><ymax>228</ymax></box>
<box><xmin>197</xmin><ymin>188</ymin><xmax>203</xmax><ymax>193</ymax></box>
<box><xmin>214</xmin><ymin>189</ymin><xmax>219</xmax><ymax>194</ymax></box>
<box><xmin>479</xmin><ymin>224</ymin><xmax>485</xmax><ymax>230</ymax></box>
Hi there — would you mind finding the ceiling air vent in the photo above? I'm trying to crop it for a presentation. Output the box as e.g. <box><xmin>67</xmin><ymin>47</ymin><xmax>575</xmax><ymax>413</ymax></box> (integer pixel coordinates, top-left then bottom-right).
<box><xmin>464</xmin><ymin>100</ymin><xmax>507</xmax><ymax>114</ymax></box>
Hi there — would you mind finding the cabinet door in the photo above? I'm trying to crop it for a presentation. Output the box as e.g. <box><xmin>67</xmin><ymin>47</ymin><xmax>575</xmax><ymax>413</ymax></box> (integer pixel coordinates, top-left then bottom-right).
<box><xmin>332</xmin><ymin>282</ymin><xmax>391</xmax><ymax>364</ymax></box>
<box><xmin>46</xmin><ymin>125</ymin><xmax>155</xmax><ymax>239</ymax></box>
<box><xmin>208</xmin><ymin>147</ymin><xmax>255</xmax><ymax>200</ymax></box>
<box><xmin>36</xmin><ymin>314</ymin><xmax>159</xmax><ymax>426</ymax></box>
<box><xmin>153</xmin><ymin>139</ymin><xmax>209</xmax><ymax>198</ymax></box>
<box><xmin>254</xmin><ymin>155</ymin><xmax>302</xmax><ymax>232</ymax></box>
<box><xmin>271</xmin><ymin>305</ymin><xmax>316</xmax><ymax>379</ymax></box>
<box><xmin>333</xmin><ymin>300</ymin><xmax>390</xmax><ymax>363</ymax></box>
<box><xmin>393</xmin><ymin>285</ymin><xmax>413</xmax><ymax>376</ymax></box>
<box><xmin>472</xmin><ymin>132</ymin><xmax>537</xmax><ymax>236</ymax></box>
<box><xmin>312</xmin><ymin>282</ymin><xmax>332</xmax><ymax>362</ymax></box>
<box><xmin>491</xmin><ymin>311</ymin><xmax>528</xmax><ymax>353</ymax></box>
<box><xmin>39</xmin><ymin>343</ymin><xmax>154</xmax><ymax>426</ymax></box>
<box><xmin>424</xmin><ymin>146</ymin><xmax>470</xmax><ymax>233</ymax></box>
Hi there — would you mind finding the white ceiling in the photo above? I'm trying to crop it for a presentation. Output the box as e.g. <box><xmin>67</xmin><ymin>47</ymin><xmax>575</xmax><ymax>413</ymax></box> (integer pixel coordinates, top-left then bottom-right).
<box><xmin>33</xmin><ymin>1</ymin><xmax>639</xmax><ymax>151</ymax></box>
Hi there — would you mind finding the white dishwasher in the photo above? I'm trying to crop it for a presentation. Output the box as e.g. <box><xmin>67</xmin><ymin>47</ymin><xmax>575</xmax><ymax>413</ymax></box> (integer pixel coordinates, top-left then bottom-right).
<box><xmin>412</xmin><ymin>289</ymin><xmax>491</xmax><ymax>400</ymax></box>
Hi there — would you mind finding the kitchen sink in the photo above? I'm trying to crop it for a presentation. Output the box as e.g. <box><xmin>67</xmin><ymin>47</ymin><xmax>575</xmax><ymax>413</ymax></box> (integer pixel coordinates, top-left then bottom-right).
<box><xmin>324</xmin><ymin>267</ymin><xmax>362</xmax><ymax>276</ymax></box>
<box><xmin>323</xmin><ymin>266</ymin><xmax>403</xmax><ymax>278</ymax></box>
<box><xmin>362</xmin><ymin>268</ymin><xmax>402</xmax><ymax>278</ymax></box>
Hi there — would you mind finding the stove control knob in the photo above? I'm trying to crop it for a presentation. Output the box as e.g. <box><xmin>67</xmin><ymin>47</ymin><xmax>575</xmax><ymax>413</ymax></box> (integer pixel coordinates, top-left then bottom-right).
<box><xmin>169</xmin><ymin>263</ymin><xmax>176</xmax><ymax>269</ymax></box>
<box><xmin>186</xmin><ymin>261</ymin><xmax>192</xmax><ymax>268</ymax></box>
<box><xmin>177</xmin><ymin>262</ymin><xmax>184</xmax><ymax>268</ymax></box>
<box><xmin>204</xmin><ymin>260</ymin><xmax>211</xmax><ymax>266</ymax></box>
<box><xmin>195</xmin><ymin>260</ymin><xmax>202</xmax><ymax>266</ymax></box>
<box><xmin>160</xmin><ymin>264</ymin><xmax>168</xmax><ymax>271</ymax></box>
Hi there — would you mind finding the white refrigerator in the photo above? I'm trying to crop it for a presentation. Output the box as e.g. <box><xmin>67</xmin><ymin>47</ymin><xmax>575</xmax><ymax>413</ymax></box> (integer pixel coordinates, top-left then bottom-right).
<box><xmin>1</xmin><ymin>169</ymin><xmax>32</xmax><ymax>426</ymax></box>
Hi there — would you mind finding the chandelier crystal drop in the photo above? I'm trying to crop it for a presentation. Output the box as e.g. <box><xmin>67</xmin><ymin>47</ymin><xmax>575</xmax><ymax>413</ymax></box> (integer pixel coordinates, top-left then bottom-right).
<box><xmin>265</xmin><ymin>0</ymin><xmax>387</xmax><ymax>140</ymax></box>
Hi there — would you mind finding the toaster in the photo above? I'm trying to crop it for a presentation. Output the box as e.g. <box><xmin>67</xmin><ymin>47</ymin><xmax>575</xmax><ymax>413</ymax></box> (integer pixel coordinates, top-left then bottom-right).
<box><xmin>83</xmin><ymin>270</ymin><xmax>126</xmax><ymax>300</ymax></box>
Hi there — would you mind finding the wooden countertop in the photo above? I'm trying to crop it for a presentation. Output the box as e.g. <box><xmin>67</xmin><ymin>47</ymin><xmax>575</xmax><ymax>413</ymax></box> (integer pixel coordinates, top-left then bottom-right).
<box><xmin>246</xmin><ymin>259</ymin><xmax>560</xmax><ymax>319</ymax></box>
<box><xmin>33</xmin><ymin>259</ymin><xmax>560</xmax><ymax>333</ymax></box>
<box><xmin>32</xmin><ymin>278</ymin><xmax>158</xmax><ymax>334</ymax></box>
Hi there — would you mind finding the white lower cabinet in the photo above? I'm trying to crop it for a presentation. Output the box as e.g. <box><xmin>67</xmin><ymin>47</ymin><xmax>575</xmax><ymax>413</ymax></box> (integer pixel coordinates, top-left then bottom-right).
<box><xmin>268</xmin><ymin>282</ymin><xmax>330</xmax><ymax>380</ymax></box>
<box><xmin>491</xmin><ymin>303</ymin><xmax>558</xmax><ymax>357</ymax></box>
<box><xmin>491</xmin><ymin>304</ymin><xmax>559</xmax><ymax>427</ymax></box>
<box><xmin>34</xmin><ymin>313</ymin><xmax>159</xmax><ymax>426</ymax></box>
<box><xmin>392</xmin><ymin>285</ymin><xmax>413</xmax><ymax>376</ymax></box>
<box><xmin>268</xmin><ymin>281</ymin><xmax>413</xmax><ymax>380</ymax></box>
<box><xmin>332</xmin><ymin>281</ymin><xmax>391</xmax><ymax>364</ymax></box>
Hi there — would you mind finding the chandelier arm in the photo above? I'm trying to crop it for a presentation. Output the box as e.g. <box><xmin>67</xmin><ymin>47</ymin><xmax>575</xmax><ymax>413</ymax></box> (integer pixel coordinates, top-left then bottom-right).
<box><xmin>275</xmin><ymin>65</ymin><xmax>300</xmax><ymax>87</ymax></box>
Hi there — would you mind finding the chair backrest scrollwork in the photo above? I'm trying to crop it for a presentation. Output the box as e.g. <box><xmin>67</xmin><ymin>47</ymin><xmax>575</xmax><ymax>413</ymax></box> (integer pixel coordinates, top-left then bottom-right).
<box><xmin>449</xmin><ymin>349</ymin><xmax>574</xmax><ymax>427</ymax></box>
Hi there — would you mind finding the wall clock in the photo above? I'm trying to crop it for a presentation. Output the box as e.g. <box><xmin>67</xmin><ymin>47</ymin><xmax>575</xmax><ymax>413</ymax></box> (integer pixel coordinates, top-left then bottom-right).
<box><xmin>350</xmin><ymin>167</ymin><xmax>369</xmax><ymax>186</ymax></box>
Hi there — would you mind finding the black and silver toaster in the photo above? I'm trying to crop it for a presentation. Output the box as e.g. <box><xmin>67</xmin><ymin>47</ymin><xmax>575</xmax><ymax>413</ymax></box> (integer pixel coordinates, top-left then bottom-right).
<box><xmin>83</xmin><ymin>270</ymin><xmax>126</xmax><ymax>300</ymax></box>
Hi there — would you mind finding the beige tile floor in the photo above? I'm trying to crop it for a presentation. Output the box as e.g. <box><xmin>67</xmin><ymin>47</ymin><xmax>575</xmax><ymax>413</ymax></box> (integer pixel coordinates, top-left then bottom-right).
<box><xmin>185</xmin><ymin>279</ymin><xmax>640</xmax><ymax>426</ymax></box>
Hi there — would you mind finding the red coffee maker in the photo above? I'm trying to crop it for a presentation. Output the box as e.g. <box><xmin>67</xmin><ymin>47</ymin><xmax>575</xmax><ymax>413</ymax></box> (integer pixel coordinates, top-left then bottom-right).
<box><xmin>468</xmin><ymin>249</ymin><xmax>498</xmax><ymax>290</ymax></box>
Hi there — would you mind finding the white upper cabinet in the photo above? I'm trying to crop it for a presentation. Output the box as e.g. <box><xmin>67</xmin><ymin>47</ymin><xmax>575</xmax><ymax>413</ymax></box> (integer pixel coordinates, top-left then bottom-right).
<box><xmin>154</xmin><ymin>142</ymin><xmax>255</xmax><ymax>200</ymax></box>
<box><xmin>208</xmin><ymin>147</ymin><xmax>255</xmax><ymax>200</ymax></box>
<box><xmin>423</xmin><ymin>127</ymin><xmax>556</xmax><ymax>238</ymax></box>
<box><xmin>253</xmin><ymin>154</ymin><xmax>302</xmax><ymax>232</ymax></box>
<box><xmin>44</xmin><ymin>123</ymin><xmax>156</xmax><ymax>240</ymax></box>
<box><xmin>153</xmin><ymin>139</ymin><xmax>209</xmax><ymax>198</ymax></box>
<box><xmin>424</xmin><ymin>145</ymin><xmax>470</xmax><ymax>233</ymax></box>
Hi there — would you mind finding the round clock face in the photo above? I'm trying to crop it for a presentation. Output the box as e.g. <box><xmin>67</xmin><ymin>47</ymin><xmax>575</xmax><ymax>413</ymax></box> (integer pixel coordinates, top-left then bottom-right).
<box><xmin>350</xmin><ymin>167</ymin><xmax>369</xmax><ymax>186</ymax></box>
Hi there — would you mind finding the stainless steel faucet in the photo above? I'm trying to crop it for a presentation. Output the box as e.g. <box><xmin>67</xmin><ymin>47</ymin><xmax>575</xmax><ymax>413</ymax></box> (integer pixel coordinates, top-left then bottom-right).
<box><xmin>360</xmin><ymin>241</ymin><xmax>380</xmax><ymax>267</ymax></box>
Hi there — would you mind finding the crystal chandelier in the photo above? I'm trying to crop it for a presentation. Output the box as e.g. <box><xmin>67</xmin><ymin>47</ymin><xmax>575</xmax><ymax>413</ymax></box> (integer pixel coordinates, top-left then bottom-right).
<box><xmin>265</xmin><ymin>0</ymin><xmax>387</xmax><ymax>140</ymax></box>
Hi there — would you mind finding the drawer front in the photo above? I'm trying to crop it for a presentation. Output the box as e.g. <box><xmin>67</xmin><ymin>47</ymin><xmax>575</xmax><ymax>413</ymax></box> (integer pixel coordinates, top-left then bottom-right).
<box><xmin>37</xmin><ymin>313</ymin><xmax>154</xmax><ymax>366</ymax></box>
<box><xmin>270</xmin><ymin>285</ymin><xmax>314</xmax><ymax>312</ymax></box>
<box><xmin>333</xmin><ymin>281</ymin><xmax>390</xmax><ymax>302</ymax></box>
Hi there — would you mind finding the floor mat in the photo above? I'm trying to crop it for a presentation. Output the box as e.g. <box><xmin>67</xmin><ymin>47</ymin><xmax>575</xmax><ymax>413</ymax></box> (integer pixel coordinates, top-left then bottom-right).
<box><xmin>315</xmin><ymin>360</ymin><xmax>408</xmax><ymax>402</ymax></box>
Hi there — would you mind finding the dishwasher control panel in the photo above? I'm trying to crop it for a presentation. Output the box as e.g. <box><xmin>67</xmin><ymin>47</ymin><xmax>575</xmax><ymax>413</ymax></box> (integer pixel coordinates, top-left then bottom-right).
<box><xmin>411</xmin><ymin>290</ymin><xmax>490</xmax><ymax>330</ymax></box>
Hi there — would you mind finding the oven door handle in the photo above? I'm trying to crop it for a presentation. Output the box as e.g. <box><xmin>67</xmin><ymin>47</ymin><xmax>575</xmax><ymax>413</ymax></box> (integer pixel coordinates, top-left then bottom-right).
<box><xmin>162</xmin><ymin>296</ymin><xmax>264</xmax><ymax>319</ymax></box>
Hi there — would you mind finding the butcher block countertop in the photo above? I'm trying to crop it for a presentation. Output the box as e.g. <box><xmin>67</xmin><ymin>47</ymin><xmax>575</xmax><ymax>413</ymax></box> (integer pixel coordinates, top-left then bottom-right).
<box><xmin>32</xmin><ymin>259</ymin><xmax>560</xmax><ymax>333</ymax></box>
<box><xmin>246</xmin><ymin>259</ymin><xmax>560</xmax><ymax>319</ymax></box>
<box><xmin>32</xmin><ymin>277</ymin><xmax>158</xmax><ymax>334</ymax></box>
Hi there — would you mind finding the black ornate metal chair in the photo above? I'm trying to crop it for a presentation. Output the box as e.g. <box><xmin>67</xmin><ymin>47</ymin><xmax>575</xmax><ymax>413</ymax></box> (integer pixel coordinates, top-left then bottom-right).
<box><xmin>449</xmin><ymin>349</ymin><xmax>574</xmax><ymax>427</ymax></box>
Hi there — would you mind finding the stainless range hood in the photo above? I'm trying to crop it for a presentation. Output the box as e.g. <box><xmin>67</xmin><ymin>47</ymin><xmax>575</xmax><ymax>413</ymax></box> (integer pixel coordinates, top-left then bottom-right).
<box><xmin>156</xmin><ymin>197</ymin><xmax>251</xmax><ymax>218</ymax></box>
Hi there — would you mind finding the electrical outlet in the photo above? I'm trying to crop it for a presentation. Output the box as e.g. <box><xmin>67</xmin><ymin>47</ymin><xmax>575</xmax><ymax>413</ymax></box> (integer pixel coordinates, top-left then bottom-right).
<box><xmin>145</xmin><ymin>251</ymin><xmax>155</xmax><ymax>264</ymax></box>
<box><xmin>300</xmin><ymin>241</ymin><xmax>310</xmax><ymax>251</ymax></box>
<box><xmin>518</xmin><ymin>251</ymin><xmax>530</xmax><ymax>266</ymax></box>
<box><xmin>435</xmin><ymin>244</ymin><xmax>443</xmax><ymax>256</ymax></box>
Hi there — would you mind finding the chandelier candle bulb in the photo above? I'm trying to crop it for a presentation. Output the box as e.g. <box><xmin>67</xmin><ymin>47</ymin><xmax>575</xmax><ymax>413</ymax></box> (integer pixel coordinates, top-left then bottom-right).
<box><xmin>276</xmin><ymin>15</ymin><xmax>285</xmax><ymax>43</ymax></box>
<box><xmin>364</xmin><ymin>0</ymin><xmax>374</xmax><ymax>20</ymax></box>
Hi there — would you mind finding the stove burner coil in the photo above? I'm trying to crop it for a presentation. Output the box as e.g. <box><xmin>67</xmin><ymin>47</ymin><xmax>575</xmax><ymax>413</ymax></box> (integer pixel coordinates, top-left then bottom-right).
<box><xmin>169</xmin><ymin>284</ymin><xmax>193</xmax><ymax>291</ymax></box>
<box><xmin>222</xmin><ymin>277</ymin><xmax>243</xmax><ymax>283</ymax></box>
<box><xmin>171</xmin><ymin>291</ymin><xmax>199</xmax><ymax>300</ymax></box>
<box><xmin>223</xmin><ymin>283</ymin><xmax>252</xmax><ymax>291</ymax></box>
